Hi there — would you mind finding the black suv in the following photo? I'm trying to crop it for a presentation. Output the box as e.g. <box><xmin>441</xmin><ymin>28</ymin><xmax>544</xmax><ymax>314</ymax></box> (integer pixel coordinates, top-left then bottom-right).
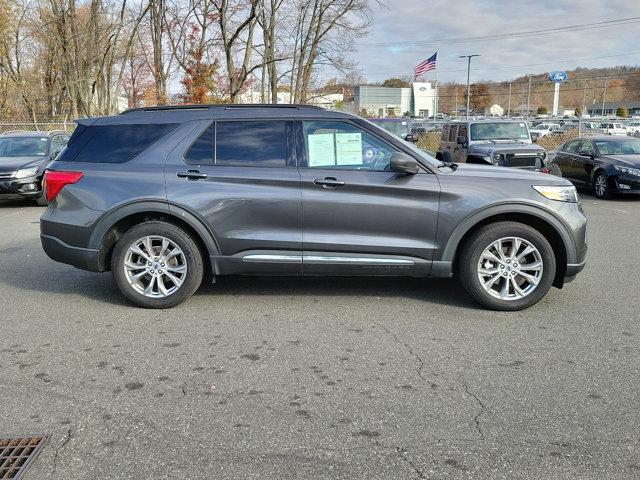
<box><xmin>40</xmin><ymin>105</ymin><xmax>587</xmax><ymax>310</ymax></box>
<box><xmin>0</xmin><ymin>130</ymin><xmax>70</xmax><ymax>205</ymax></box>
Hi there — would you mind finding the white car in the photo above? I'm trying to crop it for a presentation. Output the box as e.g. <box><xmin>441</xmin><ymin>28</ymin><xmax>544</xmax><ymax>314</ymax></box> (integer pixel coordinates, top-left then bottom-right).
<box><xmin>625</xmin><ymin>122</ymin><xmax>640</xmax><ymax>134</ymax></box>
<box><xmin>600</xmin><ymin>122</ymin><xmax>627</xmax><ymax>136</ymax></box>
<box><xmin>529</xmin><ymin>123</ymin><xmax>562</xmax><ymax>138</ymax></box>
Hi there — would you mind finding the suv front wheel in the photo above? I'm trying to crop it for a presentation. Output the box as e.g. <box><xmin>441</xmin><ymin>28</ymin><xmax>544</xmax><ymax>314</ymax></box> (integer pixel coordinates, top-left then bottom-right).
<box><xmin>111</xmin><ymin>221</ymin><xmax>204</xmax><ymax>308</ymax></box>
<box><xmin>459</xmin><ymin>222</ymin><xmax>556</xmax><ymax>311</ymax></box>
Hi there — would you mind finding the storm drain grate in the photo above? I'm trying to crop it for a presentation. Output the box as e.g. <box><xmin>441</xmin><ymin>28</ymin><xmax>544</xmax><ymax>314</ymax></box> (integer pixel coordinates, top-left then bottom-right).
<box><xmin>0</xmin><ymin>436</ymin><xmax>48</xmax><ymax>479</ymax></box>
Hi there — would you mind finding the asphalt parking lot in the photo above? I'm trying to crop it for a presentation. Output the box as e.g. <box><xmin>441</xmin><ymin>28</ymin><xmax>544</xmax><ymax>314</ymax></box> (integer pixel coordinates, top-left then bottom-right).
<box><xmin>0</xmin><ymin>193</ymin><xmax>638</xmax><ymax>480</ymax></box>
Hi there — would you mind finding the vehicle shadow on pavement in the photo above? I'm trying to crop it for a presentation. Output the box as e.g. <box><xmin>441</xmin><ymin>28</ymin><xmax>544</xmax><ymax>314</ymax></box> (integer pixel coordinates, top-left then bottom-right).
<box><xmin>1</xmin><ymin>238</ymin><xmax>479</xmax><ymax>309</ymax></box>
<box><xmin>198</xmin><ymin>276</ymin><xmax>480</xmax><ymax>310</ymax></box>
<box><xmin>0</xmin><ymin>196</ymin><xmax>41</xmax><ymax>208</ymax></box>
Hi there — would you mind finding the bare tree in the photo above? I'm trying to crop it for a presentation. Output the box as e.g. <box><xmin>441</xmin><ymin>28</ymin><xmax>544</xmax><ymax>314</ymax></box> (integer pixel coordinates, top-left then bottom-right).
<box><xmin>290</xmin><ymin>0</ymin><xmax>371</xmax><ymax>103</ymax></box>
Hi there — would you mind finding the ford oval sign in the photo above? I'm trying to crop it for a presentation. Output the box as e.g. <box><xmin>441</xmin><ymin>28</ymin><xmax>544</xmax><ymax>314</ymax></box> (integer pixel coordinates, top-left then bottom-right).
<box><xmin>549</xmin><ymin>71</ymin><xmax>568</xmax><ymax>82</ymax></box>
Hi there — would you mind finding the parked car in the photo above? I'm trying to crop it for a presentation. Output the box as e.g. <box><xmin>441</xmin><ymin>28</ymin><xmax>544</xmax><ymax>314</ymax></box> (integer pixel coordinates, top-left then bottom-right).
<box><xmin>625</xmin><ymin>122</ymin><xmax>640</xmax><ymax>134</ymax></box>
<box><xmin>0</xmin><ymin>130</ymin><xmax>70</xmax><ymax>205</ymax></box>
<box><xmin>41</xmin><ymin>104</ymin><xmax>586</xmax><ymax>311</ymax></box>
<box><xmin>529</xmin><ymin>123</ymin><xmax>562</xmax><ymax>138</ymax></box>
<box><xmin>436</xmin><ymin>119</ymin><xmax>559</xmax><ymax>174</ymax></box>
<box><xmin>600</xmin><ymin>122</ymin><xmax>627</xmax><ymax>136</ymax></box>
<box><xmin>366</xmin><ymin>118</ymin><xmax>416</xmax><ymax>142</ymax></box>
<box><xmin>548</xmin><ymin>136</ymin><xmax>640</xmax><ymax>199</ymax></box>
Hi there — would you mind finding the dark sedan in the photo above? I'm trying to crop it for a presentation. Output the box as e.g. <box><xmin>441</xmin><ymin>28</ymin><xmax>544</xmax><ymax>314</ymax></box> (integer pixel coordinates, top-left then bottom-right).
<box><xmin>0</xmin><ymin>131</ymin><xmax>70</xmax><ymax>205</ymax></box>
<box><xmin>550</xmin><ymin>136</ymin><xmax>640</xmax><ymax>199</ymax></box>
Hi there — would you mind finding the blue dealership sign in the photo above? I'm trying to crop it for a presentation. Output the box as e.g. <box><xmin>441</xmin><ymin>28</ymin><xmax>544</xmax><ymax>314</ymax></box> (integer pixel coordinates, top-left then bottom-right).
<box><xmin>549</xmin><ymin>71</ymin><xmax>568</xmax><ymax>82</ymax></box>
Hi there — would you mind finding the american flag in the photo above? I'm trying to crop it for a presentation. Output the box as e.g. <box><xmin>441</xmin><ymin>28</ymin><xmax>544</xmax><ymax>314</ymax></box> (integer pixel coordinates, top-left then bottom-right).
<box><xmin>414</xmin><ymin>52</ymin><xmax>437</xmax><ymax>78</ymax></box>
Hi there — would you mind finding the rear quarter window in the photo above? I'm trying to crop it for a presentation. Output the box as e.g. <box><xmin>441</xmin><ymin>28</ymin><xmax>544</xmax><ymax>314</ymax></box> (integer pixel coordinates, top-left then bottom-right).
<box><xmin>57</xmin><ymin>123</ymin><xmax>177</xmax><ymax>163</ymax></box>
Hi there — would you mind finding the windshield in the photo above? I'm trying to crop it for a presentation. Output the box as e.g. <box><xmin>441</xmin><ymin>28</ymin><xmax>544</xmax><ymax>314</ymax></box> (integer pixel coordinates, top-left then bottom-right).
<box><xmin>368</xmin><ymin>120</ymin><xmax>409</xmax><ymax>138</ymax></box>
<box><xmin>594</xmin><ymin>139</ymin><xmax>640</xmax><ymax>155</ymax></box>
<box><xmin>470</xmin><ymin>122</ymin><xmax>530</xmax><ymax>141</ymax></box>
<box><xmin>0</xmin><ymin>137</ymin><xmax>49</xmax><ymax>157</ymax></box>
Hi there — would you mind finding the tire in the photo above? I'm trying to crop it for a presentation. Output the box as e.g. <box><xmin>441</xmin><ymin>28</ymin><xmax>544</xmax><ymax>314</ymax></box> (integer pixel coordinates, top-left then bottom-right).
<box><xmin>545</xmin><ymin>162</ymin><xmax>562</xmax><ymax>177</ymax></box>
<box><xmin>35</xmin><ymin>182</ymin><xmax>49</xmax><ymax>206</ymax></box>
<box><xmin>111</xmin><ymin>221</ymin><xmax>204</xmax><ymax>308</ymax></box>
<box><xmin>593</xmin><ymin>171</ymin><xmax>612</xmax><ymax>199</ymax></box>
<box><xmin>459</xmin><ymin>222</ymin><xmax>556</xmax><ymax>311</ymax></box>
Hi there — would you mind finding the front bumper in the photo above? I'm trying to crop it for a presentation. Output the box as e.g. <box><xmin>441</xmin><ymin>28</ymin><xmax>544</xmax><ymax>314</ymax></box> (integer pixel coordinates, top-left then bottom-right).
<box><xmin>612</xmin><ymin>174</ymin><xmax>640</xmax><ymax>194</ymax></box>
<box><xmin>0</xmin><ymin>175</ymin><xmax>42</xmax><ymax>197</ymax></box>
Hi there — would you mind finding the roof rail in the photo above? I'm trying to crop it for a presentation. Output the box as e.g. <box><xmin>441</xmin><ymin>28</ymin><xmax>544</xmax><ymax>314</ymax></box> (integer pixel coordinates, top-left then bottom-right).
<box><xmin>121</xmin><ymin>103</ymin><xmax>324</xmax><ymax>114</ymax></box>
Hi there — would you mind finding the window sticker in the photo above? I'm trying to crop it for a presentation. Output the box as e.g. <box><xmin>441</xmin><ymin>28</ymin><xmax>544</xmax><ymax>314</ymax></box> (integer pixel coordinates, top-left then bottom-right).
<box><xmin>307</xmin><ymin>133</ymin><xmax>336</xmax><ymax>167</ymax></box>
<box><xmin>335</xmin><ymin>133</ymin><xmax>362</xmax><ymax>165</ymax></box>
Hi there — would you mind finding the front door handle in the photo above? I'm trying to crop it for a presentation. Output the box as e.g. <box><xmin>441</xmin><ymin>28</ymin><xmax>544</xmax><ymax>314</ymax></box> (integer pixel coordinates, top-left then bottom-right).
<box><xmin>177</xmin><ymin>170</ymin><xmax>208</xmax><ymax>180</ymax></box>
<box><xmin>313</xmin><ymin>177</ymin><xmax>345</xmax><ymax>188</ymax></box>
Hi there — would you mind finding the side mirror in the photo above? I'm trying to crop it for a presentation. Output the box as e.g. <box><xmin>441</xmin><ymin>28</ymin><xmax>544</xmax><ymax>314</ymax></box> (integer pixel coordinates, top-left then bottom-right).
<box><xmin>456</xmin><ymin>135</ymin><xmax>466</xmax><ymax>145</ymax></box>
<box><xmin>578</xmin><ymin>150</ymin><xmax>594</xmax><ymax>158</ymax></box>
<box><xmin>531</xmin><ymin>134</ymin><xmax>538</xmax><ymax>143</ymax></box>
<box><xmin>404</xmin><ymin>133</ymin><xmax>416</xmax><ymax>143</ymax></box>
<box><xmin>390</xmin><ymin>152</ymin><xmax>419</xmax><ymax>174</ymax></box>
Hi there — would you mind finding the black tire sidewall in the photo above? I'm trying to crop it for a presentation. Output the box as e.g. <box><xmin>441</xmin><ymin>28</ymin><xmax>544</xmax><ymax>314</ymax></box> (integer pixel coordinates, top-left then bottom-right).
<box><xmin>593</xmin><ymin>171</ymin><xmax>611</xmax><ymax>199</ymax></box>
<box><xmin>111</xmin><ymin>221</ymin><xmax>204</xmax><ymax>308</ymax></box>
<box><xmin>459</xmin><ymin>222</ymin><xmax>556</xmax><ymax>311</ymax></box>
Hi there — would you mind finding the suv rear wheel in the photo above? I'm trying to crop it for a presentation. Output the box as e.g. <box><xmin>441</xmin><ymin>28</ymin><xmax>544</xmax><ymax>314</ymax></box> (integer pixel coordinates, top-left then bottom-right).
<box><xmin>111</xmin><ymin>221</ymin><xmax>204</xmax><ymax>308</ymax></box>
<box><xmin>459</xmin><ymin>222</ymin><xmax>556</xmax><ymax>311</ymax></box>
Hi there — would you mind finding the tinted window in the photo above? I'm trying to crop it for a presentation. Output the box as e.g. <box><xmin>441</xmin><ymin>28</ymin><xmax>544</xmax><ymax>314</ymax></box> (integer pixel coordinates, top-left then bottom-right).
<box><xmin>58</xmin><ymin>124</ymin><xmax>177</xmax><ymax>163</ymax></box>
<box><xmin>458</xmin><ymin>124</ymin><xmax>468</xmax><ymax>140</ymax></box>
<box><xmin>215</xmin><ymin>121</ymin><xmax>286</xmax><ymax>167</ymax></box>
<box><xmin>185</xmin><ymin>123</ymin><xmax>214</xmax><ymax>164</ymax></box>
<box><xmin>302</xmin><ymin>120</ymin><xmax>399</xmax><ymax>171</ymax></box>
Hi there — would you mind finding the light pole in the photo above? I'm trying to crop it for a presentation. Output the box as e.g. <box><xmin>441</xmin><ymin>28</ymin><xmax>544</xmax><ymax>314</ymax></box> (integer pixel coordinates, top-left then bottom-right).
<box><xmin>460</xmin><ymin>54</ymin><xmax>480</xmax><ymax>119</ymax></box>
<box><xmin>601</xmin><ymin>78</ymin><xmax>608</xmax><ymax>118</ymax></box>
<box><xmin>526</xmin><ymin>74</ymin><xmax>532</xmax><ymax>117</ymax></box>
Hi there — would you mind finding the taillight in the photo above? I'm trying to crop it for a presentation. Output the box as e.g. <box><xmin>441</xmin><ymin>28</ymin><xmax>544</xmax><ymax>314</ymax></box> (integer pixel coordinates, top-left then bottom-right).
<box><xmin>45</xmin><ymin>170</ymin><xmax>84</xmax><ymax>202</ymax></box>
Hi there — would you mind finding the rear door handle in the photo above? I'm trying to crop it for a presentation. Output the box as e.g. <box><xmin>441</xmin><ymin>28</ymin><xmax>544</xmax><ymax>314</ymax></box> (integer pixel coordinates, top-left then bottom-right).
<box><xmin>177</xmin><ymin>170</ymin><xmax>207</xmax><ymax>180</ymax></box>
<box><xmin>313</xmin><ymin>177</ymin><xmax>345</xmax><ymax>188</ymax></box>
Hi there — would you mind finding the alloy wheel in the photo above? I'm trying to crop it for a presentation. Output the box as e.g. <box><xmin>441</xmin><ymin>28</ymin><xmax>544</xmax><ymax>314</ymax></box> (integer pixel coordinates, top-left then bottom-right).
<box><xmin>477</xmin><ymin>237</ymin><xmax>543</xmax><ymax>301</ymax></box>
<box><xmin>595</xmin><ymin>174</ymin><xmax>607</xmax><ymax>198</ymax></box>
<box><xmin>123</xmin><ymin>236</ymin><xmax>187</xmax><ymax>298</ymax></box>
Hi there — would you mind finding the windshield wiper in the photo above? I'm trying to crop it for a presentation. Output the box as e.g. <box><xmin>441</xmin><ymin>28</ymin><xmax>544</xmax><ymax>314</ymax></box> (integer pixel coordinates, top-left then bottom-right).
<box><xmin>438</xmin><ymin>161</ymin><xmax>458</xmax><ymax>171</ymax></box>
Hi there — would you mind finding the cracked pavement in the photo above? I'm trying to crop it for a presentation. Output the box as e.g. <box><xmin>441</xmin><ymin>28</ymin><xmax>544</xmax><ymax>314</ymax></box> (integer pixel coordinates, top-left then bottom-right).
<box><xmin>0</xmin><ymin>193</ymin><xmax>639</xmax><ymax>479</ymax></box>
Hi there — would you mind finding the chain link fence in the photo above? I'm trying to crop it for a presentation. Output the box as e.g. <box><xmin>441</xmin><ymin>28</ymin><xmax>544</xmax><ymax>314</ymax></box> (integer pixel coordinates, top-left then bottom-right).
<box><xmin>417</xmin><ymin>129</ymin><xmax>582</xmax><ymax>156</ymax></box>
<box><xmin>0</xmin><ymin>122</ymin><xmax>75</xmax><ymax>134</ymax></box>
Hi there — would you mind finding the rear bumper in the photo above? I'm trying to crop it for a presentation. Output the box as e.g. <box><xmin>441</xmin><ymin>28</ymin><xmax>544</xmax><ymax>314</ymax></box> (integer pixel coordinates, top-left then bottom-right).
<box><xmin>40</xmin><ymin>234</ymin><xmax>101</xmax><ymax>271</ymax></box>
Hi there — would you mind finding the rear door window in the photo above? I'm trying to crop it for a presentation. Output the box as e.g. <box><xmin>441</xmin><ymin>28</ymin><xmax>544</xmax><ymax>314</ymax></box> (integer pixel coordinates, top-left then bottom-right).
<box><xmin>215</xmin><ymin>121</ymin><xmax>287</xmax><ymax>167</ymax></box>
<box><xmin>563</xmin><ymin>140</ymin><xmax>580</xmax><ymax>153</ymax></box>
<box><xmin>57</xmin><ymin>124</ymin><xmax>177</xmax><ymax>163</ymax></box>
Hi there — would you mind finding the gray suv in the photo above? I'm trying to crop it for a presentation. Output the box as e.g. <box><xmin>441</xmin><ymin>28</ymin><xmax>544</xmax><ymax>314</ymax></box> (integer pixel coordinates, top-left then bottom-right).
<box><xmin>436</xmin><ymin>120</ymin><xmax>559</xmax><ymax>173</ymax></box>
<box><xmin>40</xmin><ymin>105</ymin><xmax>587</xmax><ymax>310</ymax></box>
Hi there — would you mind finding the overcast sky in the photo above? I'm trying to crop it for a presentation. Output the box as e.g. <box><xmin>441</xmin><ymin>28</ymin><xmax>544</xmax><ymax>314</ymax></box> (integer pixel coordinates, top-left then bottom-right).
<box><xmin>352</xmin><ymin>0</ymin><xmax>640</xmax><ymax>84</ymax></box>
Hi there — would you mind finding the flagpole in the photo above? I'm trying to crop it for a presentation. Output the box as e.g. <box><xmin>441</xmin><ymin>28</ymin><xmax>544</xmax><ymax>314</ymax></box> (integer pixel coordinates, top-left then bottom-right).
<box><xmin>434</xmin><ymin>52</ymin><xmax>439</xmax><ymax>118</ymax></box>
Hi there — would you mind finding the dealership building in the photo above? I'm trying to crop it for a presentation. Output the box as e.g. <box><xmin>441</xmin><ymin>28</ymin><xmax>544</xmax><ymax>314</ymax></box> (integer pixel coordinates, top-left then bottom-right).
<box><xmin>354</xmin><ymin>82</ymin><xmax>436</xmax><ymax>117</ymax></box>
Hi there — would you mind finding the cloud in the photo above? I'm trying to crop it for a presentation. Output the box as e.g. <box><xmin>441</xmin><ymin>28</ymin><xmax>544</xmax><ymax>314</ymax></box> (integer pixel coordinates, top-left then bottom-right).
<box><xmin>353</xmin><ymin>0</ymin><xmax>640</xmax><ymax>83</ymax></box>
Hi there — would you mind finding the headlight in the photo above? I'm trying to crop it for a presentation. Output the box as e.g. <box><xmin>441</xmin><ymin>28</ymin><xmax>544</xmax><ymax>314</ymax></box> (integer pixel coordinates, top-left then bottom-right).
<box><xmin>538</xmin><ymin>151</ymin><xmax>547</xmax><ymax>160</ymax></box>
<box><xmin>532</xmin><ymin>185</ymin><xmax>579</xmax><ymax>203</ymax></box>
<box><xmin>492</xmin><ymin>152</ymin><xmax>502</xmax><ymax>161</ymax></box>
<box><xmin>613</xmin><ymin>165</ymin><xmax>640</xmax><ymax>176</ymax></box>
<box><xmin>14</xmin><ymin>167</ymin><xmax>39</xmax><ymax>179</ymax></box>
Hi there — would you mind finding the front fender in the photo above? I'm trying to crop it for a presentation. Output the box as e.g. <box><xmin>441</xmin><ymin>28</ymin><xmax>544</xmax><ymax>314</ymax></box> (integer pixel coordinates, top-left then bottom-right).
<box><xmin>431</xmin><ymin>201</ymin><xmax>578</xmax><ymax>277</ymax></box>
